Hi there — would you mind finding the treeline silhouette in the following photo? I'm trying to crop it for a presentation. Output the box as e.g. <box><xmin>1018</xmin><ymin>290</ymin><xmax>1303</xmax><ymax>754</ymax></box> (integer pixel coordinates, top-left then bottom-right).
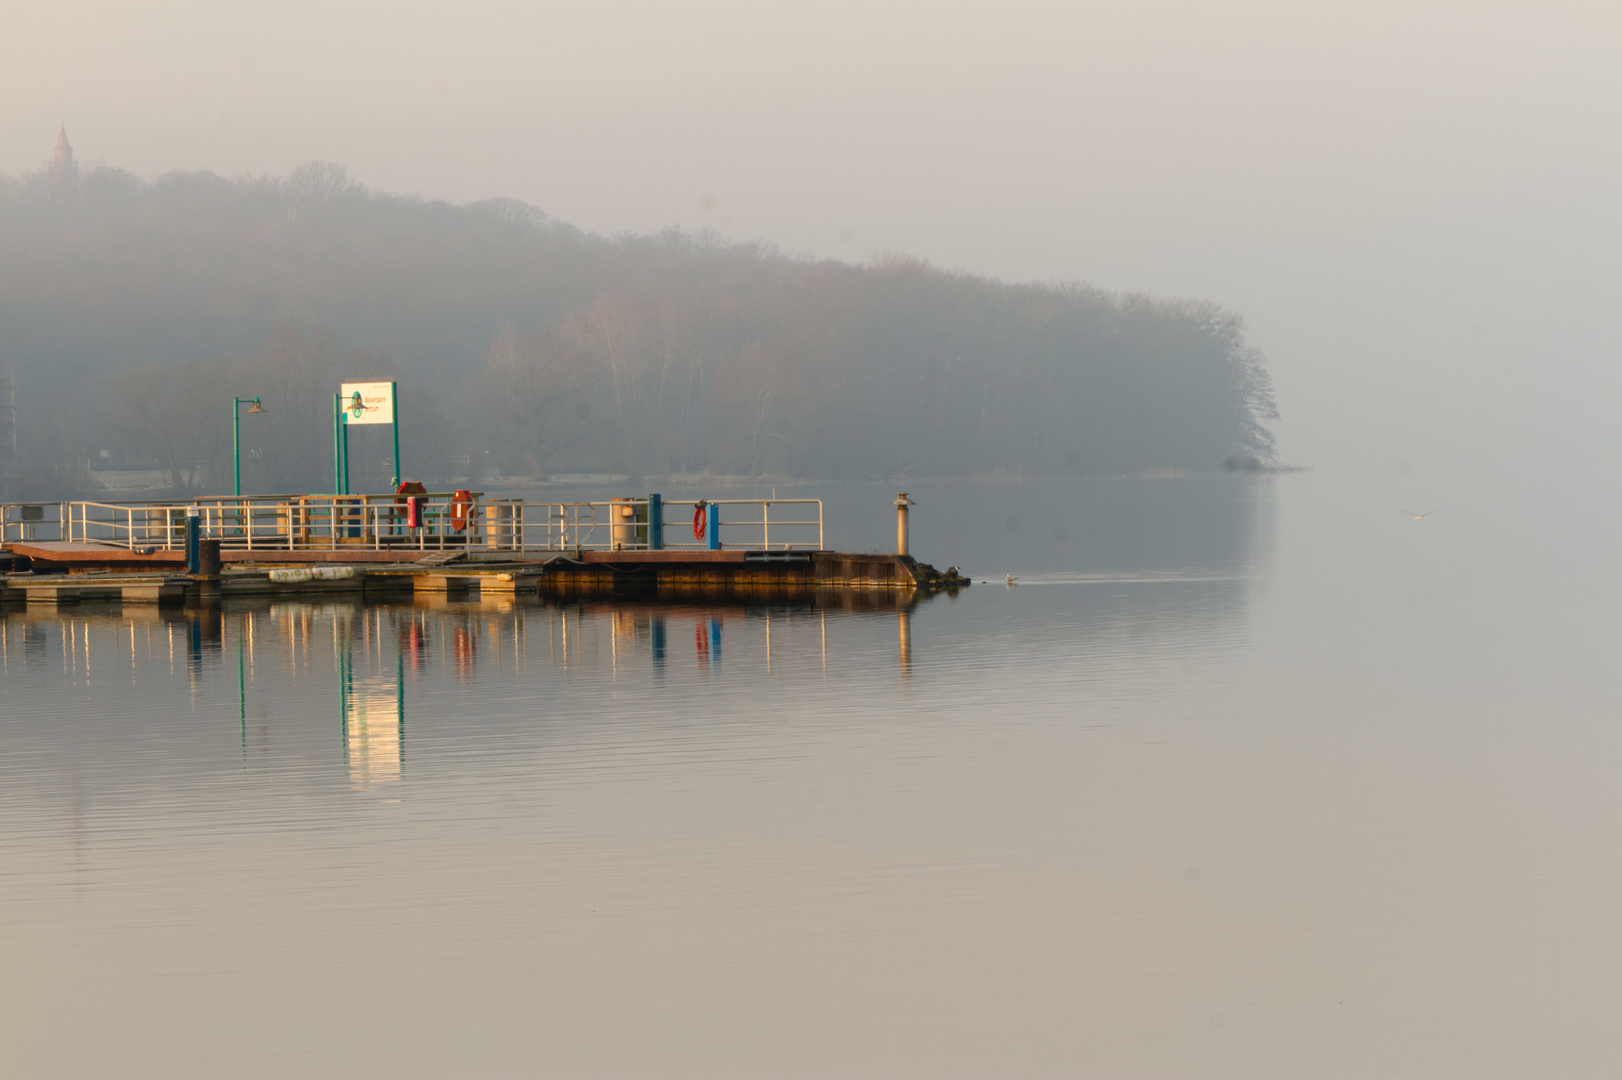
<box><xmin>0</xmin><ymin>161</ymin><xmax>1277</xmax><ymax>498</ymax></box>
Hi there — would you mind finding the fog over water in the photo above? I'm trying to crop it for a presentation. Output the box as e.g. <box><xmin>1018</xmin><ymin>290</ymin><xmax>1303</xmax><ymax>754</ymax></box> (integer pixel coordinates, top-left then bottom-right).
<box><xmin>7</xmin><ymin>2</ymin><xmax>1622</xmax><ymax>473</ymax></box>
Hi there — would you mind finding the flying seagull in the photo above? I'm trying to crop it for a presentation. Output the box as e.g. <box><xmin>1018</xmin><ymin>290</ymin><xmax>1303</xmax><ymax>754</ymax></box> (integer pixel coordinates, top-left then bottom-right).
<box><xmin>1402</xmin><ymin>510</ymin><xmax>1434</xmax><ymax>521</ymax></box>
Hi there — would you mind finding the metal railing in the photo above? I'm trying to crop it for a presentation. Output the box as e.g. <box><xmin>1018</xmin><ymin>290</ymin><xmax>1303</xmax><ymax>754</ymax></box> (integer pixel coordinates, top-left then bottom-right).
<box><xmin>6</xmin><ymin>494</ymin><xmax>824</xmax><ymax>554</ymax></box>
<box><xmin>644</xmin><ymin>498</ymin><xmax>825</xmax><ymax>552</ymax></box>
<box><xmin>2</xmin><ymin>503</ymin><xmax>61</xmax><ymax>545</ymax></box>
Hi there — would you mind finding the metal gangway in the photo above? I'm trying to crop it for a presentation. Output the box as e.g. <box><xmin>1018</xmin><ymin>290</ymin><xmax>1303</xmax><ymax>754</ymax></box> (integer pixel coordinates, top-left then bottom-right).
<box><xmin>3</xmin><ymin>494</ymin><xmax>824</xmax><ymax>555</ymax></box>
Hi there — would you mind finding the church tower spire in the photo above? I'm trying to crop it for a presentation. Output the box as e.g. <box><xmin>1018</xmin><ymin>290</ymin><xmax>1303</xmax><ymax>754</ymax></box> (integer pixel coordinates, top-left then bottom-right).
<box><xmin>50</xmin><ymin>123</ymin><xmax>77</xmax><ymax>183</ymax></box>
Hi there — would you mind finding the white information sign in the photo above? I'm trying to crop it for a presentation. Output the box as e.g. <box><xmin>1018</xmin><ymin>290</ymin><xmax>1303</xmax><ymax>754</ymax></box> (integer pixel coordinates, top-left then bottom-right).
<box><xmin>341</xmin><ymin>382</ymin><xmax>395</xmax><ymax>425</ymax></box>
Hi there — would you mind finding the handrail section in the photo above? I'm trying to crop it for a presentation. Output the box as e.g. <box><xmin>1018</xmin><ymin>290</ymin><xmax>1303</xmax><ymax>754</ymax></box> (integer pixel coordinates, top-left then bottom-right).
<box><xmin>7</xmin><ymin>495</ymin><xmax>825</xmax><ymax>554</ymax></box>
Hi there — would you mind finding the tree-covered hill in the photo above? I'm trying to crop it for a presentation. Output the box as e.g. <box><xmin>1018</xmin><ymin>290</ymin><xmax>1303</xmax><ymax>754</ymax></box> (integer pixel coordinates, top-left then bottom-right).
<box><xmin>0</xmin><ymin>162</ymin><xmax>1276</xmax><ymax>497</ymax></box>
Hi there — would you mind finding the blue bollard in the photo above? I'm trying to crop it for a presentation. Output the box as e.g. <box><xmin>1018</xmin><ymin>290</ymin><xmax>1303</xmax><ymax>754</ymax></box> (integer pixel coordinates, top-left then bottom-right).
<box><xmin>706</xmin><ymin>502</ymin><xmax>720</xmax><ymax>550</ymax></box>
<box><xmin>185</xmin><ymin>511</ymin><xmax>201</xmax><ymax>574</ymax></box>
<box><xmin>648</xmin><ymin>493</ymin><xmax>663</xmax><ymax>550</ymax></box>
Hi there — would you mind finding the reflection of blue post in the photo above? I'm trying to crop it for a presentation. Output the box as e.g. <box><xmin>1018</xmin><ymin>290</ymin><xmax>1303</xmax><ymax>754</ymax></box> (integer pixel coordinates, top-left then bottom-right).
<box><xmin>706</xmin><ymin>502</ymin><xmax>720</xmax><ymax>550</ymax></box>
<box><xmin>185</xmin><ymin>510</ymin><xmax>200</xmax><ymax>574</ymax></box>
<box><xmin>188</xmin><ymin>615</ymin><xmax>204</xmax><ymax>675</ymax></box>
<box><xmin>708</xmin><ymin>617</ymin><xmax>722</xmax><ymax>664</ymax></box>
<box><xmin>648</xmin><ymin>493</ymin><xmax>663</xmax><ymax>550</ymax></box>
<box><xmin>651</xmin><ymin>617</ymin><xmax>666</xmax><ymax>671</ymax></box>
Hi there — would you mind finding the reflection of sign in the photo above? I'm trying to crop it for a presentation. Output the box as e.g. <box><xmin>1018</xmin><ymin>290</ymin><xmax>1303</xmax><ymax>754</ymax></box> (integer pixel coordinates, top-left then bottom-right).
<box><xmin>340</xmin><ymin>381</ymin><xmax>395</xmax><ymax>425</ymax></box>
<box><xmin>347</xmin><ymin>682</ymin><xmax>401</xmax><ymax>785</ymax></box>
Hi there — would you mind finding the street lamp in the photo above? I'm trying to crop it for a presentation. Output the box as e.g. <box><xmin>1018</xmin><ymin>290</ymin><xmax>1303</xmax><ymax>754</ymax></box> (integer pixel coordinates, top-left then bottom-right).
<box><xmin>232</xmin><ymin>397</ymin><xmax>264</xmax><ymax>497</ymax></box>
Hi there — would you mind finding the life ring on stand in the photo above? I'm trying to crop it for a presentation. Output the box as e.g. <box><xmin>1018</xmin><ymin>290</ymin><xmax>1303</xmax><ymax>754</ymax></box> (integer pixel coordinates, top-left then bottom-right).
<box><xmin>692</xmin><ymin>501</ymin><xmax>707</xmax><ymax>541</ymax></box>
<box><xmin>450</xmin><ymin>489</ymin><xmax>474</xmax><ymax>532</ymax></box>
<box><xmin>394</xmin><ymin>480</ymin><xmax>427</xmax><ymax>529</ymax></box>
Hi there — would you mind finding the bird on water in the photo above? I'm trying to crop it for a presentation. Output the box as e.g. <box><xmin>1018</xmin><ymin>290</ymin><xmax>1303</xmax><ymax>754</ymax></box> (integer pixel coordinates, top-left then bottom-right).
<box><xmin>1005</xmin><ymin>575</ymin><xmax>1018</xmax><ymax>586</ymax></box>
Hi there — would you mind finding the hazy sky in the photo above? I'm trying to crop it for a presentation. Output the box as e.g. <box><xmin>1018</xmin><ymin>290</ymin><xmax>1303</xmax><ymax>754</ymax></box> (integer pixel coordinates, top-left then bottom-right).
<box><xmin>5</xmin><ymin>1</ymin><xmax>1621</xmax><ymax>472</ymax></box>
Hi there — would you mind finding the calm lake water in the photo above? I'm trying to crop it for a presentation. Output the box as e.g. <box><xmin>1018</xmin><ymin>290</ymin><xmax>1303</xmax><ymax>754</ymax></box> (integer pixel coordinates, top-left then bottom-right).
<box><xmin>4</xmin><ymin>472</ymin><xmax>1620</xmax><ymax>1078</ymax></box>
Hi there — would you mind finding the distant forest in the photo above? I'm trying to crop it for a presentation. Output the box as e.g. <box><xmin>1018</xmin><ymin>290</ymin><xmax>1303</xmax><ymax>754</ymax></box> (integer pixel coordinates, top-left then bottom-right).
<box><xmin>0</xmin><ymin>160</ymin><xmax>1277</xmax><ymax>499</ymax></box>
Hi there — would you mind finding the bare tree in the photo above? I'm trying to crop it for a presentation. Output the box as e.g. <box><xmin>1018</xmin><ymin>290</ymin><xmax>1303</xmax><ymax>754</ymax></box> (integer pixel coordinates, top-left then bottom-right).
<box><xmin>287</xmin><ymin>161</ymin><xmax>352</xmax><ymax>202</ymax></box>
<box><xmin>106</xmin><ymin>361</ymin><xmax>232</xmax><ymax>494</ymax></box>
<box><xmin>565</xmin><ymin>293</ymin><xmax>643</xmax><ymax>423</ymax></box>
<box><xmin>463</xmin><ymin>323</ymin><xmax>593</xmax><ymax>477</ymax></box>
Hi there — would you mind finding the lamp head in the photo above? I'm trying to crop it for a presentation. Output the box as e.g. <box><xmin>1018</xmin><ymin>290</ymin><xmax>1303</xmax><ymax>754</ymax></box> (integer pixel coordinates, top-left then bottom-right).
<box><xmin>246</xmin><ymin>398</ymin><xmax>264</xmax><ymax>413</ymax></box>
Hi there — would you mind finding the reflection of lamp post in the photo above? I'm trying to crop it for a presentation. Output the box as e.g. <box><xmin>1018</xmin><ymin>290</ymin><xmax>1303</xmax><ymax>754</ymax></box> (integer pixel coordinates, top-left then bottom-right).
<box><xmin>232</xmin><ymin>397</ymin><xmax>264</xmax><ymax>497</ymax></box>
<box><xmin>898</xmin><ymin>608</ymin><xmax>912</xmax><ymax>680</ymax></box>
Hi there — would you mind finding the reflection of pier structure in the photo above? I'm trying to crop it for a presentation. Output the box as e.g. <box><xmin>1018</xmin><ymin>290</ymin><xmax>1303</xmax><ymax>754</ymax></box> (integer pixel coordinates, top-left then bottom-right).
<box><xmin>0</xmin><ymin>590</ymin><xmax>934</xmax><ymax>802</ymax></box>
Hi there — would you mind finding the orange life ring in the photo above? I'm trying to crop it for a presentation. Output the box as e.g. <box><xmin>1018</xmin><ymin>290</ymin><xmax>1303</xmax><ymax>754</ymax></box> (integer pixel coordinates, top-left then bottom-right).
<box><xmin>450</xmin><ymin>489</ymin><xmax>474</xmax><ymax>532</ymax></box>
<box><xmin>692</xmin><ymin>503</ymin><xmax>706</xmax><ymax>541</ymax></box>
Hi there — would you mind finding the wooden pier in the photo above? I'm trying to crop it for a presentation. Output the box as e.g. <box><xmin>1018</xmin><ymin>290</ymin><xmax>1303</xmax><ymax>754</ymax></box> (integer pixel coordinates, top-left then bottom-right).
<box><xmin>1</xmin><ymin>493</ymin><xmax>968</xmax><ymax>606</ymax></box>
<box><xmin>1</xmin><ymin>544</ymin><xmax>960</xmax><ymax>606</ymax></box>
<box><xmin>0</xmin><ymin>571</ymin><xmax>190</xmax><ymax>606</ymax></box>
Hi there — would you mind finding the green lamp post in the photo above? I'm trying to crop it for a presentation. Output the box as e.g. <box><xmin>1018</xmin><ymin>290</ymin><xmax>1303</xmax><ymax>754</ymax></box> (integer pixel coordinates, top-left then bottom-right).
<box><xmin>232</xmin><ymin>396</ymin><xmax>264</xmax><ymax>497</ymax></box>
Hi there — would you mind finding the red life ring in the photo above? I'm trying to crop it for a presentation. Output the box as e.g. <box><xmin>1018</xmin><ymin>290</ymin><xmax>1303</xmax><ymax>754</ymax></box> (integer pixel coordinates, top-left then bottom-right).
<box><xmin>692</xmin><ymin>503</ymin><xmax>707</xmax><ymax>541</ymax></box>
<box><xmin>394</xmin><ymin>480</ymin><xmax>427</xmax><ymax>528</ymax></box>
<box><xmin>450</xmin><ymin>489</ymin><xmax>474</xmax><ymax>532</ymax></box>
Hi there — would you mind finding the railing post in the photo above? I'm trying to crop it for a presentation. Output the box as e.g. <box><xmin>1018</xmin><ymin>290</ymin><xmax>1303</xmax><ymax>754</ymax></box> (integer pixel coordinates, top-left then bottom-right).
<box><xmin>648</xmin><ymin>493</ymin><xmax>663</xmax><ymax>550</ymax></box>
<box><xmin>706</xmin><ymin>502</ymin><xmax>721</xmax><ymax>551</ymax></box>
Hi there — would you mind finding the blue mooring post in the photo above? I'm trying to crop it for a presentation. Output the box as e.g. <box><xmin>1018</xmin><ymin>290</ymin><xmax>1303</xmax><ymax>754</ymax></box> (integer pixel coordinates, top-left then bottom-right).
<box><xmin>706</xmin><ymin>502</ymin><xmax>720</xmax><ymax>550</ymax></box>
<box><xmin>647</xmin><ymin>493</ymin><xmax>663</xmax><ymax>550</ymax></box>
<box><xmin>185</xmin><ymin>510</ymin><xmax>200</xmax><ymax>574</ymax></box>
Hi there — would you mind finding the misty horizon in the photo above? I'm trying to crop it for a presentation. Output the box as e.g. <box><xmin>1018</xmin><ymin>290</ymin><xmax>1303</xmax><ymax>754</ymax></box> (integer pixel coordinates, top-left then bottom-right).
<box><xmin>6</xmin><ymin>6</ymin><xmax>1622</xmax><ymax>1078</ymax></box>
<box><xmin>10</xmin><ymin>126</ymin><xmax>1250</xmax><ymax>314</ymax></box>
<box><xmin>9</xmin><ymin>3</ymin><xmax>1622</xmax><ymax>478</ymax></box>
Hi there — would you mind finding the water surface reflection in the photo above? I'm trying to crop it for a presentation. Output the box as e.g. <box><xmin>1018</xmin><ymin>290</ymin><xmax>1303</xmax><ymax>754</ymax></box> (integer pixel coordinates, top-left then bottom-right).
<box><xmin>1</xmin><ymin>568</ymin><xmax>1249</xmax><ymax>800</ymax></box>
<box><xmin>32</xmin><ymin>477</ymin><xmax>1615</xmax><ymax>1078</ymax></box>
